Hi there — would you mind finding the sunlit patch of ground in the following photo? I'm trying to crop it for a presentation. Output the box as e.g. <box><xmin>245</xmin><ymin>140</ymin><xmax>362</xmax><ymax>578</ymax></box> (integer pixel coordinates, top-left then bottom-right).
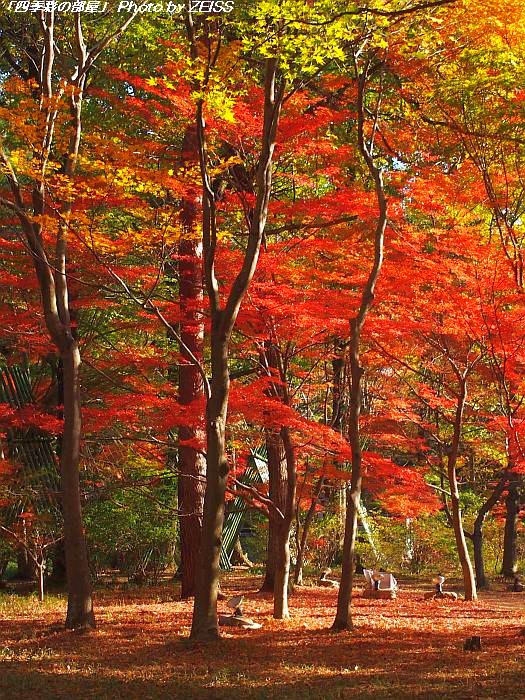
<box><xmin>0</xmin><ymin>575</ymin><xmax>523</xmax><ymax>699</ymax></box>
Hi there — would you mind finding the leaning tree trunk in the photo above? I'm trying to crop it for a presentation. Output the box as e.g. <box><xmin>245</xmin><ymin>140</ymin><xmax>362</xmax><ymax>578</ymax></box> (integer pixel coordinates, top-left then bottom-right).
<box><xmin>178</xmin><ymin>127</ymin><xmax>206</xmax><ymax>599</ymax></box>
<box><xmin>294</xmin><ymin>477</ymin><xmax>325</xmax><ymax>585</ymax></box>
<box><xmin>468</xmin><ymin>474</ymin><xmax>508</xmax><ymax>590</ymax></box>
<box><xmin>502</xmin><ymin>478</ymin><xmax>520</xmax><ymax>577</ymax></box>
<box><xmin>447</xmin><ymin>377</ymin><xmax>477</xmax><ymax>602</ymax></box>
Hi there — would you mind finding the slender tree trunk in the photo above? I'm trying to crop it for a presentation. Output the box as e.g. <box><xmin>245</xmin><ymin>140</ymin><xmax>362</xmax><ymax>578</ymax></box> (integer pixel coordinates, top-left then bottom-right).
<box><xmin>232</xmin><ymin>536</ymin><xmax>253</xmax><ymax>567</ymax></box>
<box><xmin>38</xmin><ymin>560</ymin><xmax>45</xmax><ymax>603</ymax></box>
<box><xmin>261</xmin><ymin>431</ymin><xmax>287</xmax><ymax>592</ymax></box>
<box><xmin>294</xmin><ymin>478</ymin><xmax>324</xmax><ymax>585</ymax></box>
<box><xmin>332</xmin><ymin>59</ymin><xmax>387</xmax><ymax>631</ymax></box>
<box><xmin>178</xmin><ymin>128</ymin><xmax>206</xmax><ymax>598</ymax></box>
<box><xmin>471</xmin><ymin>526</ymin><xmax>486</xmax><ymax>590</ymax></box>
<box><xmin>447</xmin><ymin>378</ymin><xmax>477</xmax><ymax>602</ymax></box>
<box><xmin>467</xmin><ymin>474</ymin><xmax>508</xmax><ymax>590</ymax></box>
<box><xmin>273</xmin><ymin>521</ymin><xmax>291</xmax><ymax>618</ymax></box>
<box><xmin>502</xmin><ymin>479</ymin><xmax>520</xmax><ymax>577</ymax></box>
<box><xmin>61</xmin><ymin>344</ymin><xmax>94</xmax><ymax>629</ymax></box>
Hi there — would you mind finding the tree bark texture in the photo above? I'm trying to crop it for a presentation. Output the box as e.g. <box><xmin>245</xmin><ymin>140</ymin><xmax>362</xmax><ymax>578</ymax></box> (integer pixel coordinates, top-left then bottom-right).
<box><xmin>502</xmin><ymin>478</ymin><xmax>520</xmax><ymax>577</ymax></box>
<box><xmin>260</xmin><ymin>431</ymin><xmax>287</xmax><ymax>592</ymax></box>
<box><xmin>178</xmin><ymin>127</ymin><xmax>206</xmax><ymax>599</ymax></box>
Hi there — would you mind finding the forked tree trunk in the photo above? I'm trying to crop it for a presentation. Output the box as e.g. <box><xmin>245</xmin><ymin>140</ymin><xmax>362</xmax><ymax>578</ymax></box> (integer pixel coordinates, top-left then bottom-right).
<box><xmin>3</xmin><ymin>9</ymin><xmax>135</xmax><ymax>632</ymax></box>
<box><xmin>187</xmin><ymin>43</ymin><xmax>284</xmax><ymax>640</ymax></box>
<box><xmin>502</xmin><ymin>479</ymin><xmax>520</xmax><ymax>577</ymax></box>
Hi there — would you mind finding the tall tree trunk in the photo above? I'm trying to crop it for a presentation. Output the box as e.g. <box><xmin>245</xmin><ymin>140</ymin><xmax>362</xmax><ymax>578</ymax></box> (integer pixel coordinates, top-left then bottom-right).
<box><xmin>2</xmin><ymin>9</ymin><xmax>135</xmax><ymax>631</ymax></box>
<box><xmin>178</xmin><ymin>238</ymin><xmax>206</xmax><ymax>597</ymax></box>
<box><xmin>333</xmin><ymin>57</ymin><xmax>387</xmax><ymax>631</ymax></box>
<box><xmin>61</xmin><ymin>344</ymin><xmax>94</xmax><ymax>629</ymax></box>
<box><xmin>186</xmin><ymin>43</ymin><xmax>284</xmax><ymax>640</ymax></box>
<box><xmin>178</xmin><ymin>126</ymin><xmax>206</xmax><ymax>599</ymax></box>
<box><xmin>502</xmin><ymin>478</ymin><xmax>520</xmax><ymax>577</ymax></box>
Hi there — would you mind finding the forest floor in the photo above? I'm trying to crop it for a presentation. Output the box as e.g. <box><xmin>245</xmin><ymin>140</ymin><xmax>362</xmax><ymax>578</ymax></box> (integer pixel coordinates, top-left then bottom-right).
<box><xmin>0</xmin><ymin>573</ymin><xmax>523</xmax><ymax>700</ymax></box>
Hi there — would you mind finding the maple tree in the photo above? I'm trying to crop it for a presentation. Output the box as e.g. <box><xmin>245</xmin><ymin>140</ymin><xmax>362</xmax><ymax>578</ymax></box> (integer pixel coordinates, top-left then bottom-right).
<box><xmin>0</xmin><ymin>0</ymin><xmax>524</xmax><ymax>663</ymax></box>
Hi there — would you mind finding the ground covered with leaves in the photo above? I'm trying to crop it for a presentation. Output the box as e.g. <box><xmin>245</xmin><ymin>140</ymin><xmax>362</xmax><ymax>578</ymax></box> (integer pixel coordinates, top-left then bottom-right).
<box><xmin>0</xmin><ymin>574</ymin><xmax>523</xmax><ymax>699</ymax></box>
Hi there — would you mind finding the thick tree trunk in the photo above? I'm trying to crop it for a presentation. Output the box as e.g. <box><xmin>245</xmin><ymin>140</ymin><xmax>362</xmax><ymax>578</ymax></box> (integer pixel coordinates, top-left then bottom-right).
<box><xmin>61</xmin><ymin>344</ymin><xmax>95</xmax><ymax>629</ymax></box>
<box><xmin>190</xmin><ymin>339</ymin><xmax>228</xmax><ymax>641</ymax></box>
<box><xmin>502</xmin><ymin>479</ymin><xmax>520</xmax><ymax>577</ymax></box>
<box><xmin>273</xmin><ymin>427</ymin><xmax>296</xmax><ymax>619</ymax></box>
<box><xmin>177</xmin><ymin>150</ymin><xmax>206</xmax><ymax>598</ymax></box>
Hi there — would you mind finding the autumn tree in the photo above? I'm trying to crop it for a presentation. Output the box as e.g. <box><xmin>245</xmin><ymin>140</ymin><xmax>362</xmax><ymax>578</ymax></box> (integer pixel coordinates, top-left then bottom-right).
<box><xmin>0</xmin><ymin>9</ymin><xmax>135</xmax><ymax>629</ymax></box>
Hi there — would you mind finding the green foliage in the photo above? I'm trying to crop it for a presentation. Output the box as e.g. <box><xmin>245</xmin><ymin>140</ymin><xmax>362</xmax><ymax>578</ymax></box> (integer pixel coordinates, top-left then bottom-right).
<box><xmin>84</xmin><ymin>470</ymin><xmax>178</xmax><ymax>584</ymax></box>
